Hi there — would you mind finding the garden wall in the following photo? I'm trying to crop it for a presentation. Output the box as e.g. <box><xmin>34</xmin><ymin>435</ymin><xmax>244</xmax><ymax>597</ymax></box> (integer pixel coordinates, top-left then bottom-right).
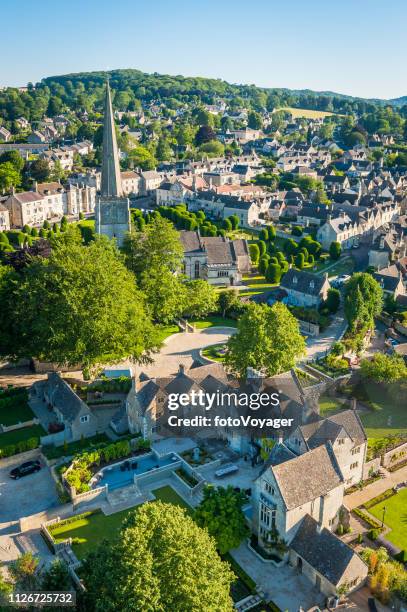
<box><xmin>40</xmin><ymin>430</ymin><xmax>72</xmax><ymax>447</ymax></box>
<box><xmin>382</xmin><ymin>441</ymin><xmax>407</xmax><ymax>468</ymax></box>
<box><xmin>394</xmin><ymin>321</ymin><xmax>407</xmax><ymax>337</ymax></box>
<box><xmin>0</xmin><ymin>418</ymin><xmax>39</xmax><ymax>433</ymax></box>
<box><xmin>72</xmin><ymin>485</ymin><xmax>108</xmax><ymax>510</ymax></box>
<box><xmin>362</xmin><ymin>458</ymin><xmax>381</xmax><ymax>480</ymax></box>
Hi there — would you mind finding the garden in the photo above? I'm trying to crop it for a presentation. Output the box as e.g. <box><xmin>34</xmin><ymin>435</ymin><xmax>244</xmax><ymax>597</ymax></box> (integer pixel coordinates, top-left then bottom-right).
<box><xmin>0</xmin><ymin>424</ymin><xmax>46</xmax><ymax>457</ymax></box>
<box><xmin>201</xmin><ymin>343</ymin><xmax>227</xmax><ymax>362</ymax></box>
<box><xmin>0</xmin><ymin>387</ymin><xmax>35</xmax><ymax>426</ymax></box>
<box><xmin>368</xmin><ymin>487</ymin><xmax>407</xmax><ymax>552</ymax></box>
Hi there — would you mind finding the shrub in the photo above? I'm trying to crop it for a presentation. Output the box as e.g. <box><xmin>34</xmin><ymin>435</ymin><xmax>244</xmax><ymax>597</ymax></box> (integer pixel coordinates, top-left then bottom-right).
<box><xmin>364</xmin><ymin>489</ymin><xmax>396</xmax><ymax>510</ymax></box>
<box><xmin>291</xmin><ymin>226</ymin><xmax>303</xmax><ymax>236</ymax></box>
<box><xmin>353</xmin><ymin>507</ymin><xmax>382</xmax><ymax>530</ymax></box>
<box><xmin>368</xmin><ymin>528</ymin><xmax>380</xmax><ymax>541</ymax></box>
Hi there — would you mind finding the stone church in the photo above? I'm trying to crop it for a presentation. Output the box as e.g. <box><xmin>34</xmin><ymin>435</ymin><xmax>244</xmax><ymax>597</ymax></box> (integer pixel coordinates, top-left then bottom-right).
<box><xmin>95</xmin><ymin>82</ymin><xmax>131</xmax><ymax>246</ymax></box>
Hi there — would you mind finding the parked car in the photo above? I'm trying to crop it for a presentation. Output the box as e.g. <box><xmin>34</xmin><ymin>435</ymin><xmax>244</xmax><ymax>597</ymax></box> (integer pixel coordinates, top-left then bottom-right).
<box><xmin>9</xmin><ymin>460</ymin><xmax>41</xmax><ymax>479</ymax></box>
<box><xmin>333</xmin><ymin>274</ymin><xmax>351</xmax><ymax>287</ymax></box>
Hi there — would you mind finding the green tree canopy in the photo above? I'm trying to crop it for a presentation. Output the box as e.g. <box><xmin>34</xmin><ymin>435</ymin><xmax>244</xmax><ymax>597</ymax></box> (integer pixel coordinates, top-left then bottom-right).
<box><xmin>329</xmin><ymin>241</ymin><xmax>341</xmax><ymax>260</ymax></box>
<box><xmin>80</xmin><ymin>502</ymin><xmax>234</xmax><ymax>612</ymax></box>
<box><xmin>0</xmin><ymin>237</ymin><xmax>159</xmax><ymax>368</ymax></box>
<box><xmin>194</xmin><ymin>485</ymin><xmax>249</xmax><ymax>554</ymax></box>
<box><xmin>344</xmin><ymin>272</ymin><xmax>383</xmax><ymax>333</ymax></box>
<box><xmin>225</xmin><ymin>302</ymin><xmax>306</xmax><ymax>378</ymax></box>
<box><xmin>360</xmin><ymin>353</ymin><xmax>407</xmax><ymax>383</ymax></box>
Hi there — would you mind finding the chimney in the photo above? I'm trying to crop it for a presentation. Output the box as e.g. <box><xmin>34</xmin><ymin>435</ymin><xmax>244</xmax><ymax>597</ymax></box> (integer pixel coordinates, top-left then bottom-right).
<box><xmin>178</xmin><ymin>364</ymin><xmax>185</xmax><ymax>376</ymax></box>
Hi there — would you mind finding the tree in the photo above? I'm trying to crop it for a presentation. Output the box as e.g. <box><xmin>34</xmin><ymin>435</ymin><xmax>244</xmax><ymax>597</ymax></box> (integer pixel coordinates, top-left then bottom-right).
<box><xmin>329</xmin><ymin>241</ymin><xmax>341</xmax><ymax>261</ymax></box>
<box><xmin>41</xmin><ymin>559</ymin><xmax>71</xmax><ymax>591</ymax></box>
<box><xmin>325</xmin><ymin>288</ymin><xmax>341</xmax><ymax>313</ymax></box>
<box><xmin>295</xmin><ymin>252</ymin><xmax>305</xmax><ymax>269</ymax></box>
<box><xmin>195</xmin><ymin>125</ymin><xmax>216</xmax><ymax>146</ymax></box>
<box><xmin>228</xmin><ymin>215</ymin><xmax>239</xmax><ymax>230</ymax></box>
<box><xmin>0</xmin><ymin>237</ymin><xmax>159</xmax><ymax>369</ymax></box>
<box><xmin>265</xmin><ymin>263</ymin><xmax>281</xmax><ymax>283</ymax></box>
<box><xmin>249</xmin><ymin>243</ymin><xmax>260</xmax><ymax>265</ymax></box>
<box><xmin>183</xmin><ymin>280</ymin><xmax>218</xmax><ymax>318</ymax></box>
<box><xmin>258</xmin><ymin>240</ymin><xmax>266</xmax><ymax>257</ymax></box>
<box><xmin>0</xmin><ymin>150</ymin><xmax>24</xmax><ymax>172</ymax></box>
<box><xmin>247</xmin><ymin>111</ymin><xmax>262</xmax><ymax>130</ymax></box>
<box><xmin>30</xmin><ymin>159</ymin><xmax>50</xmax><ymax>182</ymax></box>
<box><xmin>80</xmin><ymin>502</ymin><xmax>234</xmax><ymax>612</ymax></box>
<box><xmin>259</xmin><ymin>228</ymin><xmax>268</xmax><ymax>241</ymax></box>
<box><xmin>155</xmin><ymin>137</ymin><xmax>173</xmax><ymax>161</ymax></box>
<box><xmin>268</xmin><ymin>225</ymin><xmax>276</xmax><ymax>241</ymax></box>
<box><xmin>258</xmin><ymin>256</ymin><xmax>270</xmax><ymax>276</ymax></box>
<box><xmin>0</xmin><ymin>162</ymin><xmax>21</xmax><ymax>191</ymax></box>
<box><xmin>198</xmin><ymin>140</ymin><xmax>225</xmax><ymax>157</ymax></box>
<box><xmin>222</xmin><ymin>218</ymin><xmax>232</xmax><ymax>231</ymax></box>
<box><xmin>127</xmin><ymin>145</ymin><xmax>157</xmax><ymax>170</ymax></box>
<box><xmin>344</xmin><ymin>273</ymin><xmax>383</xmax><ymax>333</ymax></box>
<box><xmin>218</xmin><ymin>289</ymin><xmax>240</xmax><ymax>318</ymax></box>
<box><xmin>9</xmin><ymin>553</ymin><xmax>39</xmax><ymax>591</ymax></box>
<box><xmin>225</xmin><ymin>302</ymin><xmax>306</xmax><ymax>378</ymax></box>
<box><xmin>194</xmin><ymin>485</ymin><xmax>249</xmax><ymax>554</ymax></box>
<box><xmin>360</xmin><ymin>353</ymin><xmax>407</xmax><ymax>383</ymax></box>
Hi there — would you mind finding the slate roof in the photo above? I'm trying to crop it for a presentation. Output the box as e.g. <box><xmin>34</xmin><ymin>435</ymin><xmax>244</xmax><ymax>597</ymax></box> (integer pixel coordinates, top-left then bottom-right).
<box><xmin>271</xmin><ymin>444</ymin><xmax>343</xmax><ymax>509</ymax></box>
<box><xmin>280</xmin><ymin>269</ymin><xmax>327</xmax><ymax>297</ymax></box>
<box><xmin>301</xmin><ymin>410</ymin><xmax>366</xmax><ymax>449</ymax></box>
<box><xmin>179</xmin><ymin>230</ymin><xmax>201</xmax><ymax>253</ymax></box>
<box><xmin>290</xmin><ymin>514</ymin><xmax>366</xmax><ymax>586</ymax></box>
<box><xmin>260</xmin><ymin>442</ymin><xmax>297</xmax><ymax>475</ymax></box>
<box><xmin>9</xmin><ymin>191</ymin><xmax>43</xmax><ymax>204</ymax></box>
<box><xmin>45</xmin><ymin>373</ymin><xmax>87</xmax><ymax>424</ymax></box>
<box><xmin>374</xmin><ymin>266</ymin><xmax>403</xmax><ymax>292</ymax></box>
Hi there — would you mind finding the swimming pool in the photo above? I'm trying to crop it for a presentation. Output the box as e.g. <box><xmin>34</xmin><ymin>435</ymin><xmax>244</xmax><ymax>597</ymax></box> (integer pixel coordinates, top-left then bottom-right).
<box><xmin>92</xmin><ymin>452</ymin><xmax>179</xmax><ymax>491</ymax></box>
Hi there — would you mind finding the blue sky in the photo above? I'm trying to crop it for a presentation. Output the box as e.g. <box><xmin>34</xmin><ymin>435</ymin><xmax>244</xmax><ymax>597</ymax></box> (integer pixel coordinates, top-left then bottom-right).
<box><xmin>1</xmin><ymin>0</ymin><xmax>406</xmax><ymax>99</ymax></box>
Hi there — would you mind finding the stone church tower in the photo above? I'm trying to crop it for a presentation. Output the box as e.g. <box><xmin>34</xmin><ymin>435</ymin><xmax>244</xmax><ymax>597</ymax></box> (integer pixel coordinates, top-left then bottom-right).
<box><xmin>95</xmin><ymin>81</ymin><xmax>131</xmax><ymax>246</ymax></box>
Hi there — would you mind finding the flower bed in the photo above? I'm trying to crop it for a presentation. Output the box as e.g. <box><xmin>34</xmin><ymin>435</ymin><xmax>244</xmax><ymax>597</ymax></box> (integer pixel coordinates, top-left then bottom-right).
<box><xmin>352</xmin><ymin>507</ymin><xmax>383</xmax><ymax>531</ymax></box>
<box><xmin>175</xmin><ymin>467</ymin><xmax>199</xmax><ymax>488</ymax></box>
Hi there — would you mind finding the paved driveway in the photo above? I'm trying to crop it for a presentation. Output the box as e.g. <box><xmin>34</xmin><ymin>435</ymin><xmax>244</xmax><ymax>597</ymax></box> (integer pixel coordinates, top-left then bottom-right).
<box><xmin>304</xmin><ymin>312</ymin><xmax>347</xmax><ymax>362</ymax></box>
<box><xmin>140</xmin><ymin>328</ymin><xmax>236</xmax><ymax>378</ymax></box>
<box><xmin>0</xmin><ymin>452</ymin><xmax>59</xmax><ymax>525</ymax></box>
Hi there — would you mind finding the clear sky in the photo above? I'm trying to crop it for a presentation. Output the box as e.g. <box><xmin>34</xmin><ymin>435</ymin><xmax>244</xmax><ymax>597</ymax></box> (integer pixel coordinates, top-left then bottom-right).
<box><xmin>1</xmin><ymin>0</ymin><xmax>406</xmax><ymax>99</ymax></box>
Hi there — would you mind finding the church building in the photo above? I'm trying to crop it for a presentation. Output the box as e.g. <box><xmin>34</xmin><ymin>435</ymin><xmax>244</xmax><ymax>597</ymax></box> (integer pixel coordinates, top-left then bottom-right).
<box><xmin>95</xmin><ymin>82</ymin><xmax>131</xmax><ymax>246</ymax></box>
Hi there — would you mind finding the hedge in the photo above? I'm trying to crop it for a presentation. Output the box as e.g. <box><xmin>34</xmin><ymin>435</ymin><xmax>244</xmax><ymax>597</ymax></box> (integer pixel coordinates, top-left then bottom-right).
<box><xmin>48</xmin><ymin>510</ymin><xmax>99</xmax><ymax>532</ymax></box>
<box><xmin>0</xmin><ymin>437</ymin><xmax>39</xmax><ymax>458</ymax></box>
<box><xmin>352</xmin><ymin>507</ymin><xmax>383</xmax><ymax>530</ymax></box>
<box><xmin>364</xmin><ymin>488</ymin><xmax>397</xmax><ymax>510</ymax></box>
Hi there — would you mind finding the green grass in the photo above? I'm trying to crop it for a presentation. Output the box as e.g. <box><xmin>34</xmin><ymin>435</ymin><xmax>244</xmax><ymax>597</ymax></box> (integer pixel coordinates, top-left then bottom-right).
<box><xmin>320</xmin><ymin>257</ymin><xmax>355</xmax><ymax>278</ymax></box>
<box><xmin>42</xmin><ymin>433</ymin><xmax>111</xmax><ymax>460</ymax></box>
<box><xmin>369</xmin><ymin>488</ymin><xmax>407</xmax><ymax>551</ymax></box>
<box><xmin>156</xmin><ymin>323</ymin><xmax>180</xmax><ymax>342</ymax></box>
<box><xmin>0</xmin><ymin>396</ymin><xmax>34</xmax><ymax>426</ymax></box>
<box><xmin>358</xmin><ymin>389</ymin><xmax>407</xmax><ymax>439</ymax></box>
<box><xmin>191</xmin><ymin>316</ymin><xmax>237</xmax><ymax>329</ymax></box>
<box><xmin>202</xmin><ymin>344</ymin><xmax>227</xmax><ymax>362</ymax></box>
<box><xmin>319</xmin><ymin>395</ymin><xmax>346</xmax><ymax>417</ymax></box>
<box><xmin>51</xmin><ymin>486</ymin><xmax>191</xmax><ymax>559</ymax></box>
<box><xmin>0</xmin><ymin>424</ymin><xmax>46</xmax><ymax>450</ymax></box>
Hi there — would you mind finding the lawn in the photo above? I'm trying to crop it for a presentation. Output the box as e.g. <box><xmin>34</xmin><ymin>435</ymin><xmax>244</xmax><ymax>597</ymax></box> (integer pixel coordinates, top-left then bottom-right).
<box><xmin>357</xmin><ymin>386</ymin><xmax>407</xmax><ymax>439</ymax></box>
<box><xmin>318</xmin><ymin>395</ymin><xmax>346</xmax><ymax>417</ymax></box>
<box><xmin>156</xmin><ymin>323</ymin><xmax>180</xmax><ymax>342</ymax></box>
<box><xmin>201</xmin><ymin>344</ymin><xmax>227</xmax><ymax>363</ymax></box>
<box><xmin>0</xmin><ymin>424</ymin><xmax>45</xmax><ymax>450</ymax></box>
<box><xmin>51</xmin><ymin>486</ymin><xmax>191</xmax><ymax>559</ymax></box>
<box><xmin>368</xmin><ymin>488</ymin><xmax>407</xmax><ymax>551</ymax></box>
<box><xmin>276</xmin><ymin>106</ymin><xmax>338</xmax><ymax>119</ymax></box>
<box><xmin>0</xmin><ymin>391</ymin><xmax>34</xmax><ymax>426</ymax></box>
<box><xmin>321</xmin><ymin>257</ymin><xmax>355</xmax><ymax>278</ymax></box>
<box><xmin>191</xmin><ymin>316</ymin><xmax>238</xmax><ymax>329</ymax></box>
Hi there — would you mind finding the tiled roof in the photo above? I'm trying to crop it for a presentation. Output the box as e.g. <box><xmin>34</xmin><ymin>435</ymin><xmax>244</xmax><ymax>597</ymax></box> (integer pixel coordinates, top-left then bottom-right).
<box><xmin>271</xmin><ymin>444</ymin><xmax>343</xmax><ymax>509</ymax></box>
<box><xmin>291</xmin><ymin>514</ymin><xmax>367</xmax><ymax>585</ymax></box>
<box><xmin>280</xmin><ymin>269</ymin><xmax>327</xmax><ymax>297</ymax></box>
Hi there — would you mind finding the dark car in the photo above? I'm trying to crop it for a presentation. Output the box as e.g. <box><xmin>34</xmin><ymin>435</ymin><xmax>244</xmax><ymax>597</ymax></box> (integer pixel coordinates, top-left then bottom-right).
<box><xmin>9</xmin><ymin>460</ymin><xmax>41</xmax><ymax>479</ymax></box>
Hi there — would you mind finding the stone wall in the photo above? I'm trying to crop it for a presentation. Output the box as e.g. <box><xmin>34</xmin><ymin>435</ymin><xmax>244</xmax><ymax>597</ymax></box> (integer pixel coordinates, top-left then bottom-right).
<box><xmin>0</xmin><ymin>418</ymin><xmax>40</xmax><ymax>433</ymax></box>
<box><xmin>362</xmin><ymin>458</ymin><xmax>381</xmax><ymax>480</ymax></box>
<box><xmin>382</xmin><ymin>441</ymin><xmax>407</xmax><ymax>468</ymax></box>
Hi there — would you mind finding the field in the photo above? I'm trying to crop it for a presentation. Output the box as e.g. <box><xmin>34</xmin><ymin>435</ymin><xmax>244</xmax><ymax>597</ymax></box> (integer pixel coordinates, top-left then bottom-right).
<box><xmin>276</xmin><ymin>106</ymin><xmax>338</xmax><ymax>119</ymax></box>
<box><xmin>0</xmin><ymin>424</ymin><xmax>45</xmax><ymax>450</ymax></box>
<box><xmin>51</xmin><ymin>486</ymin><xmax>191</xmax><ymax>559</ymax></box>
<box><xmin>369</xmin><ymin>488</ymin><xmax>407</xmax><ymax>551</ymax></box>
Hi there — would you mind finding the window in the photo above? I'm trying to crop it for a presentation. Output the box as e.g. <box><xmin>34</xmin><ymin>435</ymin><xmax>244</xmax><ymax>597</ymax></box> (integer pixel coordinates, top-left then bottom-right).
<box><xmin>351</xmin><ymin>446</ymin><xmax>360</xmax><ymax>455</ymax></box>
<box><xmin>264</xmin><ymin>482</ymin><xmax>274</xmax><ymax>495</ymax></box>
<box><xmin>329</xmin><ymin>517</ymin><xmax>335</xmax><ymax>526</ymax></box>
<box><xmin>350</xmin><ymin>461</ymin><xmax>359</xmax><ymax>470</ymax></box>
<box><xmin>80</xmin><ymin>415</ymin><xmax>89</xmax><ymax>424</ymax></box>
<box><xmin>217</xmin><ymin>270</ymin><xmax>229</xmax><ymax>278</ymax></box>
<box><xmin>338</xmin><ymin>438</ymin><xmax>345</xmax><ymax>445</ymax></box>
<box><xmin>194</xmin><ymin>261</ymin><xmax>200</xmax><ymax>279</ymax></box>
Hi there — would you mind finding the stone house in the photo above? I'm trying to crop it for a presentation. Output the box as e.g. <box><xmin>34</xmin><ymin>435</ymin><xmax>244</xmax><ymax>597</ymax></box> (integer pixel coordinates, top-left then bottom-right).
<box><xmin>0</xmin><ymin>126</ymin><xmax>11</xmax><ymax>142</ymax></box>
<box><xmin>180</xmin><ymin>230</ymin><xmax>251</xmax><ymax>286</ymax></box>
<box><xmin>285</xmin><ymin>410</ymin><xmax>367</xmax><ymax>487</ymax></box>
<box><xmin>280</xmin><ymin>269</ymin><xmax>330</xmax><ymax>308</ymax></box>
<box><xmin>41</xmin><ymin>372</ymin><xmax>98</xmax><ymax>442</ymax></box>
<box><xmin>368</xmin><ymin>229</ymin><xmax>406</xmax><ymax>270</ymax></box>
<box><xmin>121</xmin><ymin>170</ymin><xmax>141</xmax><ymax>196</ymax></box>
<box><xmin>252</xmin><ymin>443</ymin><xmax>368</xmax><ymax>597</ymax></box>
<box><xmin>140</xmin><ymin>170</ymin><xmax>162</xmax><ymax>195</ymax></box>
<box><xmin>4</xmin><ymin>190</ymin><xmax>49</xmax><ymax>227</ymax></box>
<box><xmin>374</xmin><ymin>265</ymin><xmax>406</xmax><ymax>299</ymax></box>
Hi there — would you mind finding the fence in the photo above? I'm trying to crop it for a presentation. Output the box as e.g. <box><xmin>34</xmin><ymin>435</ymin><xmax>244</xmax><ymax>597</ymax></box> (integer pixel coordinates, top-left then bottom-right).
<box><xmin>0</xmin><ymin>418</ymin><xmax>40</xmax><ymax>433</ymax></box>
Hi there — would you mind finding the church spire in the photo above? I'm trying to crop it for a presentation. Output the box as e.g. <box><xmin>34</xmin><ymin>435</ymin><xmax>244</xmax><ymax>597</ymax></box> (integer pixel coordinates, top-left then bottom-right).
<box><xmin>101</xmin><ymin>80</ymin><xmax>122</xmax><ymax>197</ymax></box>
